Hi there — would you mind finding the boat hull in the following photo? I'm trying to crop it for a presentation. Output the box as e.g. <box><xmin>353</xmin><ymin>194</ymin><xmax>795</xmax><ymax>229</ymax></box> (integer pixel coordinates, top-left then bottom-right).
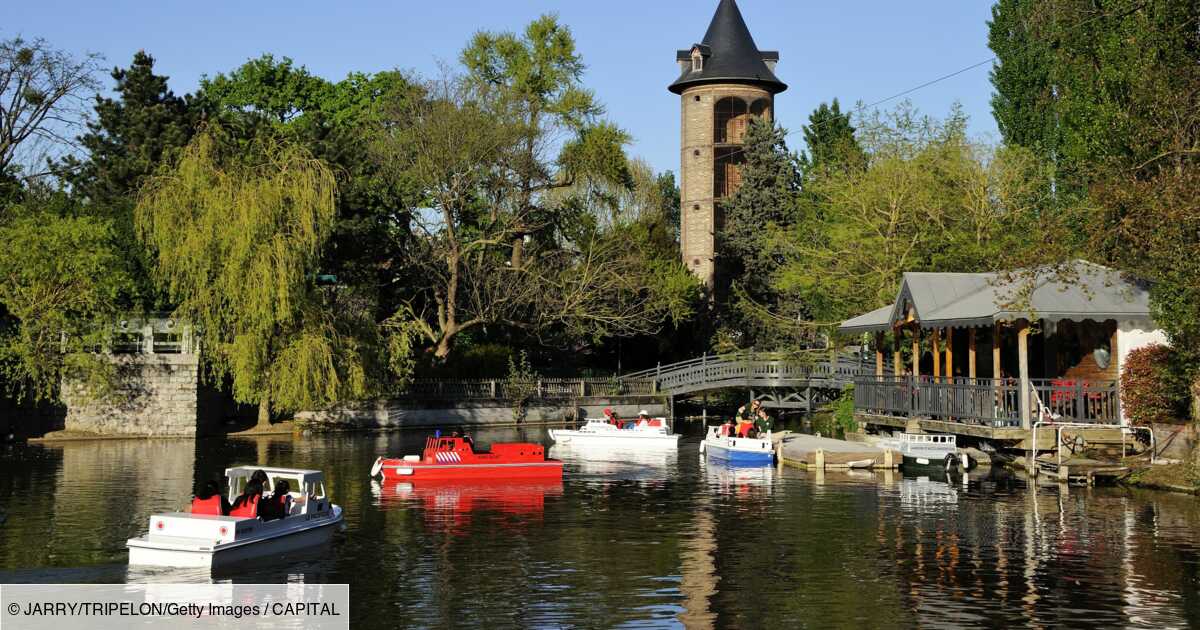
<box><xmin>378</xmin><ymin>461</ymin><xmax>563</xmax><ymax>482</ymax></box>
<box><xmin>127</xmin><ymin>506</ymin><xmax>343</xmax><ymax>570</ymax></box>
<box><xmin>547</xmin><ymin>430</ymin><xmax>680</xmax><ymax>449</ymax></box>
<box><xmin>702</xmin><ymin>437</ymin><xmax>775</xmax><ymax>467</ymax></box>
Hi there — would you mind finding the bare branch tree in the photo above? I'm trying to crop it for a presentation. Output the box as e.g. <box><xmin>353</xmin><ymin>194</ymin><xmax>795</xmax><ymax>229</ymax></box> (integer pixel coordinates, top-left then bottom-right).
<box><xmin>0</xmin><ymin>37</ymin><xmax>102</xmax><ymax>180</ymax></box>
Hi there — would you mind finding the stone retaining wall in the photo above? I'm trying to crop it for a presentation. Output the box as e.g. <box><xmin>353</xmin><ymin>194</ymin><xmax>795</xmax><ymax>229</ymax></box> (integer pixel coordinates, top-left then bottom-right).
<box><xmin>296</xmin><ymin>397</ymin><xmax>668</xmax><ymax>430</ymax></box>
<box><xmin>61</xmin><ymin>354</ymin><xmax>202</xmax><ymax>436</ymax></box>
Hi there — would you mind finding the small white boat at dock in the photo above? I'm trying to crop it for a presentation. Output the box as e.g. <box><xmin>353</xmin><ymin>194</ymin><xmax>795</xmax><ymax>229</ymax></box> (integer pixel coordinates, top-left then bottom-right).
<box><xmin>878</xmin><ymin>433</ymin><xmax>967</xmax><ymax>470</ymax></box>
<box><xmin>127</xmin><ymin>466</ymin><xmax>343</xmax><ymax>570</ymax></box>
<box><xmin>549</xmin><ymin>417</ymin><xmax>680</xmax><ymax>449</ymax></box>
<box><xmin>700</xmin><ymin>426</ymin><xmax>775</xmax><ymax>466</ymax></box>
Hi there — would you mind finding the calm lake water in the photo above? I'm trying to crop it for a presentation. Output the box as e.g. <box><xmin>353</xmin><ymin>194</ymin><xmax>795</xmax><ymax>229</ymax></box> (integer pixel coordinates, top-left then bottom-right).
<box><xmin>1</xmin><ymin>426</ymin><xmax>1199</xmax><ymax>628</ymax></box>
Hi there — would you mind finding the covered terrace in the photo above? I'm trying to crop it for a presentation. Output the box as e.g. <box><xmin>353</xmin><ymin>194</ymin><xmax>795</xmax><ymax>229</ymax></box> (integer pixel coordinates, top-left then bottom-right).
<box><xmin>838</xmin><ymin>261</ymin><xmax>1164</xmax><ymax>432</ymax></box>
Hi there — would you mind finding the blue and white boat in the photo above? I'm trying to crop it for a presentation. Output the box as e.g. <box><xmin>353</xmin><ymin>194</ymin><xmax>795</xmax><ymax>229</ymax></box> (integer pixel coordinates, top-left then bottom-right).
<box><xmin>699</xmin><ymin>426</ymin><xmax>775</xmax><ymax>466</ymax></box>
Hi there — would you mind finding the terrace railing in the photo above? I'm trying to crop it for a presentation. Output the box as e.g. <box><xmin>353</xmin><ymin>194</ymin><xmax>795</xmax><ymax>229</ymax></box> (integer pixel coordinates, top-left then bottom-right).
<box><xmin>854</xmin><ymin>375</ymin><xmax>1121</xmax><ymax>428</ymax></box>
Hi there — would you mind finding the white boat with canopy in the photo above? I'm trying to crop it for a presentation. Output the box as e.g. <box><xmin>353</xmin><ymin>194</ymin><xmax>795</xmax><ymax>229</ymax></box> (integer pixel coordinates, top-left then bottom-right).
<box><xmin>127</xmin><ymin>466</ymin><xmax>343</xmax><ymax>569</ymax></box>
<box><xmin>549</xmin><ymin>416</ymin><xmax>680</xmax><ymax>449</ymax></box>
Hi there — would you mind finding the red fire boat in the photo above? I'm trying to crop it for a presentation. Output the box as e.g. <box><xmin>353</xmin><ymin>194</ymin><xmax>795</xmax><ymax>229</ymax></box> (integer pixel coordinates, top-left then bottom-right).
<box><xmin>370</xmin><ymin>436</ymin><xmax>563</xmax><ymax>482</ymax></box>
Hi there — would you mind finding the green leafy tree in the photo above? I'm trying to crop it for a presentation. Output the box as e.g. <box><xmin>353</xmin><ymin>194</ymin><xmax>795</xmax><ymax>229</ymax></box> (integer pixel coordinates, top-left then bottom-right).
<box><xmin>374</xmin><ymin>76</ymin><xmax>697</xmax><ymax>362</ymax></box>
<box><xmin>136</xmin><ymin>127</ymin><xmax>380</xmax><ymax>428</ymax></box>
<box><xmin>461</xmin><ymin>14</ymin><xmax>626</xmax><ymax>269</ymax></box>
<box><xmin>0</xmin><ymin>196</ymin><xmax>129</xmax><ymax>407</ymax></box>
<box><xmin>198</xmin><ymin>56</ymin><xmax>421</xmax><ymax>311</ymax></box>
<box><xmin>994</xmin><ymin>1</ymin><xmax>1200</xmax><ymax>419</ymax></box>
<box><xmin>770</xmin><ymin>104</ymin><xmax>1049</xmax><ymax>334</ymax></box>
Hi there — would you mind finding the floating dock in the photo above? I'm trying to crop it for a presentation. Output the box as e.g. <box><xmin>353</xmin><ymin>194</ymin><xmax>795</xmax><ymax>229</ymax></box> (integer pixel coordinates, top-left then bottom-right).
<box><xmin>775</xmin><ymin>433</ymin><xmax>900</xmax><ymax>470</ymax></box>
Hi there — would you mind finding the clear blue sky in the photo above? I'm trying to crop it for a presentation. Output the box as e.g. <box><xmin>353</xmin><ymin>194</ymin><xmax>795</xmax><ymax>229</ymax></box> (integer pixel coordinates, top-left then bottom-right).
<box><xmin>10</xmin><ymin>0</ymin><xmax>999</xmax><ymax>175</ymax></box>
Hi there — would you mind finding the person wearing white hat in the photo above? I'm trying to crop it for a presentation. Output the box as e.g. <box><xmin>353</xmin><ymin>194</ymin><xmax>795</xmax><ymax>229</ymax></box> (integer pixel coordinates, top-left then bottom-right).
<box><xmin>636</xmin><ymin>410</ymin><xmax>651</xmax><ymax>428</ymax></box>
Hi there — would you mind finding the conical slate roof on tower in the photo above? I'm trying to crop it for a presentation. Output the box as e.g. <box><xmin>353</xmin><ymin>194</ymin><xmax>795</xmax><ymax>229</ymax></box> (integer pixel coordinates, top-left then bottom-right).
<box><xmin>668</xmin><ymin>0</ymin><xmax>787</xmax><ymax>94</ymax></box>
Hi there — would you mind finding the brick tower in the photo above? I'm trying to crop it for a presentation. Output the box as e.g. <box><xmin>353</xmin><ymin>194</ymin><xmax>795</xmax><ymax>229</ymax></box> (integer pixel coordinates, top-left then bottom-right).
<box><xmin>669</xmin><ymin>0</ymin><xmax>787</xmax><ymax>290</ymax></box>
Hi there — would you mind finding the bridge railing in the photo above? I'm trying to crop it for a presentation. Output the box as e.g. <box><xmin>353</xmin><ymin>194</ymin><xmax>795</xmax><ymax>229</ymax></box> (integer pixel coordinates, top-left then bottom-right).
<box><xmin>624</xmin><ymin>351</ymin><xmax>864</xmax><ymax>394</ymax></box>
<box><xmin>402</xmin><ymin>377</ymin><xmax>657</xmax><ymax>401</ymax></box>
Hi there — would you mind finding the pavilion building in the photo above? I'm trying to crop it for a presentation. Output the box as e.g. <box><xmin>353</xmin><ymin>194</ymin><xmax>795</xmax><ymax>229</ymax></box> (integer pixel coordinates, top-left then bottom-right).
<box><xmin>838</xmin><ymin>261</ymin><xmax>1167</xmax><ymax>443</ymax></box>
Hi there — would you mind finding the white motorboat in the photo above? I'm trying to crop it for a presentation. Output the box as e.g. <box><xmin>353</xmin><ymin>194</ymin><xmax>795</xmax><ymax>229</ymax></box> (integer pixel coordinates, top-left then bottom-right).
<box><xmin>549</xmin><ymin>417</ymin><xmax>680</xmax><ymax>449</ymax></box>
<box><xmin>699</xmin><ymin>426</ymin><xmax>775</xmax><ymax>466</ymax></box>
<box><xmin>877</xmin><ymin>433</ymin><xmax>967</xmax><ymax>470</ymax></box>
<box><xmin>127</xmin><ymin>466</ymin><xmax>343</xmax><ymax>569</ymax></box>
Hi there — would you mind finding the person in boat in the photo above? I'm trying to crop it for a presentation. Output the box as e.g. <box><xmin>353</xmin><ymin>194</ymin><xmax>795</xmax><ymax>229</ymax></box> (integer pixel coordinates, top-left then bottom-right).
<box><xmin>461</xmin><ymin>430</ymin><xmax>475</xmax><ymax>449</ymax></box>
<box><xmin>753</xmin><ymin>406</ymin><xmax>773</xmax><ymax>437</ymax></box>
<box><xmin>250</xmin><ymin>469</ymin><xmax>269</xmax><ymax>489</ymax></box>
<box><xmin>603</xmin><ymin>407</ymin><xmax>624</xmax><ymax>429</ymax></box>
<box><xmin>230</xmin><ymin>479</ymin><xmax>264</xmax><ymax>518</ymax></box>
<box><xmin>636</xmin><ymin>410</ymin><xmax>651</xmax><ymax>427</ymax></box>
<box><xmin>719</xmin><ymin>418</ymin><xmax>735</xmax><ymax>437</ymax></box>
<box><xmin>191</xmin><ymin>479</ymin><xmax>231</xmax><ymax>516</ymax></box>
<box><xmin>259</xmin><ymin>479</ymin><xmax>292</xmax><ymax>522</ymax></box>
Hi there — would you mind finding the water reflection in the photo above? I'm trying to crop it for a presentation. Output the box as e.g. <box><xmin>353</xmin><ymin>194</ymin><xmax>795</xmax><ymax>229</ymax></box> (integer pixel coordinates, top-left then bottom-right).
<box><xmin>0</xmin><ymin>433</ymin><xmax>1199</xmax><ymax>627</ymax></box>
<box><xmin>372</xmin><ymin>479</ymin><xmax>564</xmax><ymax>537</ymax></box>
<box><xmin>551</xmin><ymin>442</ymin><xmax>679</xmax><ymax>480</ymax></box>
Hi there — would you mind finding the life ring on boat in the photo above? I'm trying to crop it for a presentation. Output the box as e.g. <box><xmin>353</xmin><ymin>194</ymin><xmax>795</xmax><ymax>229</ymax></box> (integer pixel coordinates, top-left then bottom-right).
<box><xmin>370</xmin><ymin>457</ymin><xmax>383</xmax><ymax>479</ymax></box>
<box><xmin>943</xmin><ymin>453</ymin><xmax>961</xmax><ymax>472</ymax></box>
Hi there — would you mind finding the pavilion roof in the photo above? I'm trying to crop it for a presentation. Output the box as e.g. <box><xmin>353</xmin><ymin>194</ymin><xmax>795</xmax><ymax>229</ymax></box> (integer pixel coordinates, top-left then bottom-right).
<box><xmin>837</xmin><ymin>261</ymin><xmax>1155</xmax><ymax>335</ymax></box>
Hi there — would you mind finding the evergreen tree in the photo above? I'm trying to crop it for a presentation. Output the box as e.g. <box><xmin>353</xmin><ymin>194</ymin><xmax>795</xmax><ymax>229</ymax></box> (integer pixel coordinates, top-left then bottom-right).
<box><xmin>717</xmin><ymin>118</ymin><xmax>802</xmax><ymax>349</ymax></box>
<box><xmin>798</xmin><ymin>99</ymin><xmax>865</xmax><ymax>180</ymax></box>
<box><xmin>57</xmin><ymin>51</ymin><xmax>198</xmax><ymax>309</ymax></box>
<box><xmin>60</xmin><ymin>51</ymin><xmax>196</xmax><ymax>207</ymax></box>
<box><xmin>987</xmin><ymin>0</ymin><xmax>1058</xmax><ymax>166</ymax></box>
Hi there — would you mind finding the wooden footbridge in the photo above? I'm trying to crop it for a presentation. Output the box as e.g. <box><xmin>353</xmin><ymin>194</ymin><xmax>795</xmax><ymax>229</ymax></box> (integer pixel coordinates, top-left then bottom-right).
<box><xmin>401</xmin><ymin>352</ymin><xmax>860</xmax><ymax>412</ymax></box>
<box><xmin>622</xmin><ymin>352</ymin><xmax>858</xmax><ymax>410</ymax></box>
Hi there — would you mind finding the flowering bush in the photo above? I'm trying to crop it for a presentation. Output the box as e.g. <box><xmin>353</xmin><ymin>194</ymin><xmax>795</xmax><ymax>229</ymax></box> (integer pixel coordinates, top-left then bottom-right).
<box><xmin>1121</xmin><ymin>344</ymin><xmax>1189</xmax><ymax>426</ymax></box>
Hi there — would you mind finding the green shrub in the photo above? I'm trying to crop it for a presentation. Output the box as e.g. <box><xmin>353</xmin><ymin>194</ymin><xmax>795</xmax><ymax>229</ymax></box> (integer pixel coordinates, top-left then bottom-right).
<box><xmin>833</xmin><ymin>385</ymin><xmax>858</xmax><ymax>433</ymax></box>
<box><xmin>1121</xmin><ymin>344</ymin><xmax>1189</xmax><ymax>426</ymax></box>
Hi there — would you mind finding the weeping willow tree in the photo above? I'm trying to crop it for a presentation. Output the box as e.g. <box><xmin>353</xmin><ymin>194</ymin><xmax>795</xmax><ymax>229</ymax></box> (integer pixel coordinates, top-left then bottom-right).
<box><xmin>136</xmin><ymin>126</ymin><xmax>375</xmax><ymax>428</ymax></box>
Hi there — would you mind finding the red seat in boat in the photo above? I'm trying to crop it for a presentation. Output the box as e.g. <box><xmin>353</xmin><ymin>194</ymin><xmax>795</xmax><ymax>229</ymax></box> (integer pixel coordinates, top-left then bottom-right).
<box><xmin>190</xmin><ymin>495</ymin><xmax>223</xmax><ymax>516</ymax></box>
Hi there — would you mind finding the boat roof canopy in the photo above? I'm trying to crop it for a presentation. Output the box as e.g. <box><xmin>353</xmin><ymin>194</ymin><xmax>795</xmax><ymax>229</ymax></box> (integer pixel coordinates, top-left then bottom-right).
<box><xmin>225</xmin><ymin>466</ymin><xmax>325</xmax><ymax>483</ymax></box>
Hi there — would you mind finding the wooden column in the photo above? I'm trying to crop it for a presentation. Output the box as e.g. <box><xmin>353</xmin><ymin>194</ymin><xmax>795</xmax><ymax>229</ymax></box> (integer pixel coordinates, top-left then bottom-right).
<box><xmin>1018</xmin><ymin>321</ymin><xmax>1031</xmax><ymax>430</ymax></box>
<box><xmin>932</xmin><ymin>329</ymin><xmax>941</xmax><ymax>380</ymax></box>
<box><xmin>875</xmin><ymin>332</ymin><xmax>885</xmax><ymax>377</ymax></box>
<box><xmin>945</xmin><ymin>328</ymin><xmax>954</xmax><ymax>379</ymax></box>
<box><xmin>993</xmin><ymin>326</ymin><xmax>1003</xmax><ymax>415</ymax></box>
<box><xmin>912</xmin><ymin>328</ymin><xmax>921</xmax><ymax>379</ymax></box>
<box><xmin>968</xmin><ymin>328</ymin><xmax>977</xmax><ymax>379</ymax></box>
<box><xmin>893</xmin><ymin>331</ymin><xmax>903</xmax><ymax>377</ymax></box>
<box><xmin>992</xmin><ymin>326</ymin><xmax>1002</xmax><ymax>380</ymax></box>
